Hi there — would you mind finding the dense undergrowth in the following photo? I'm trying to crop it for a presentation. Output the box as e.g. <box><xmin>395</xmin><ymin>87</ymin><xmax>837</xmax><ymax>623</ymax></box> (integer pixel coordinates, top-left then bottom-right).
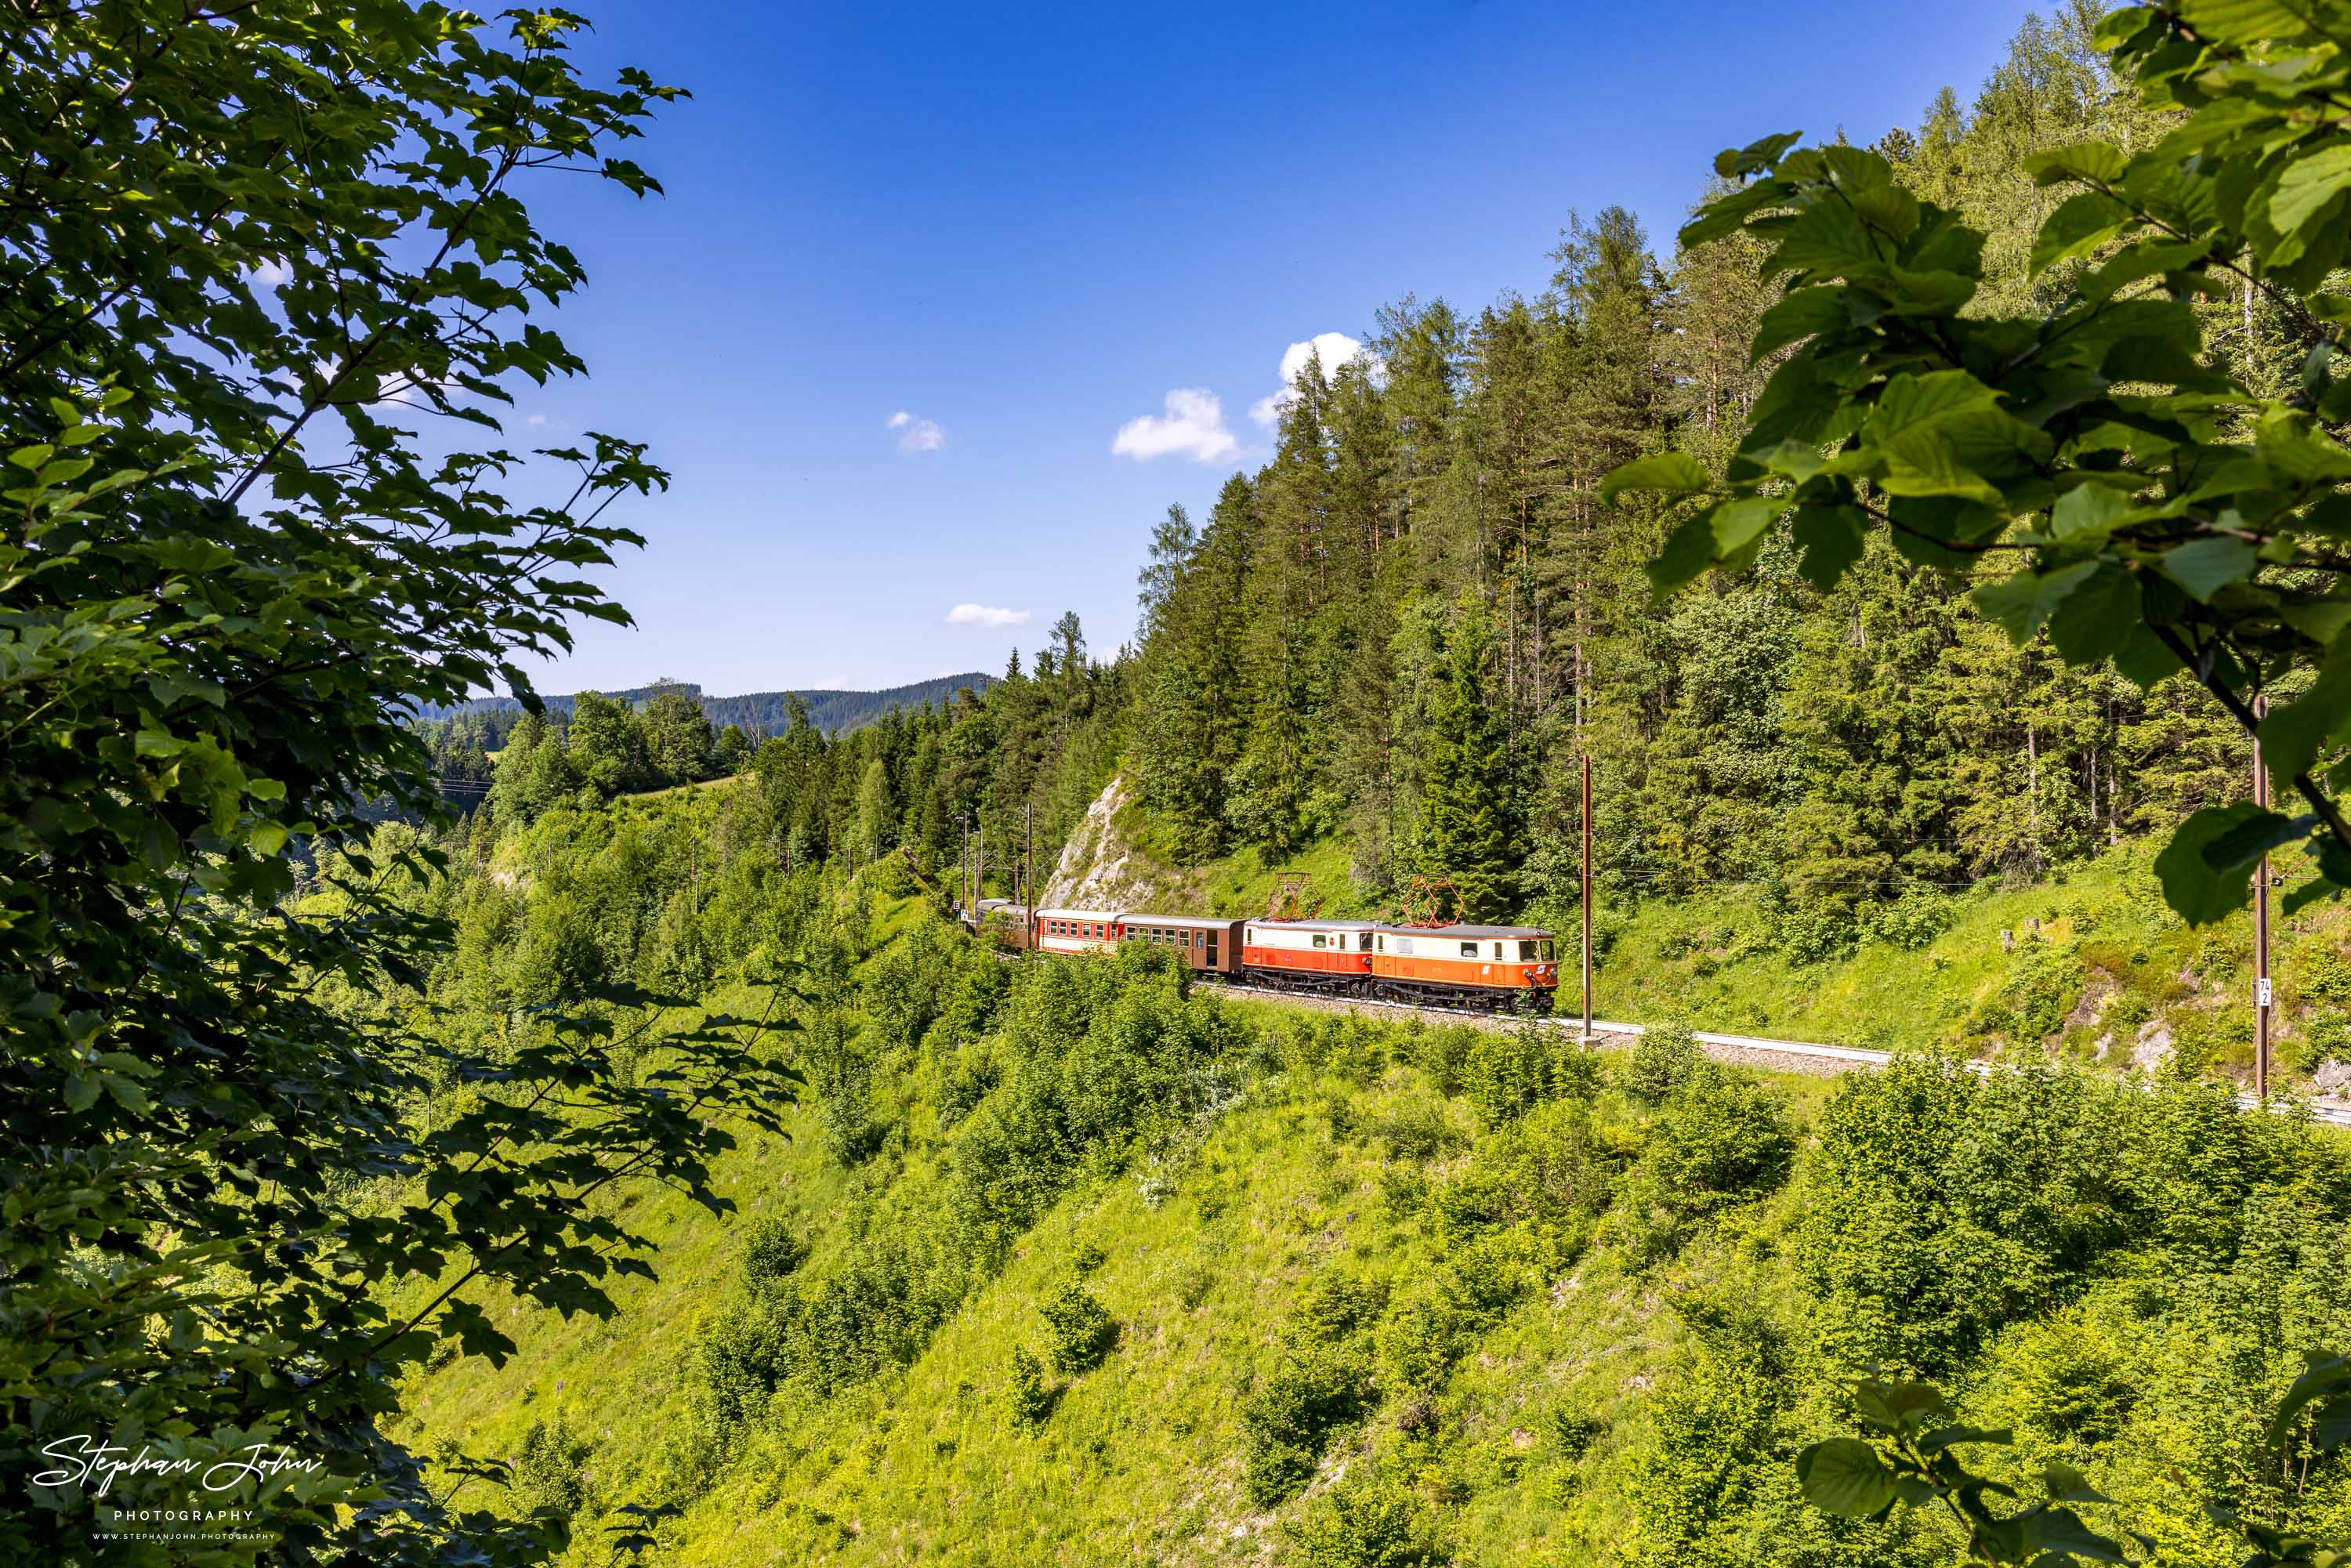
<box><xmin>372</xmin><ymin>781</ymin><xmax>2351</xmax><ymax>1566</ymax></box>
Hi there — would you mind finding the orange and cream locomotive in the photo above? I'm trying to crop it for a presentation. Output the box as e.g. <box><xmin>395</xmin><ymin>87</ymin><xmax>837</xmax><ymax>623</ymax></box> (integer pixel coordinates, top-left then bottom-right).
<box><xmin>979</xmin><ymin>904</ymin><xmax>1559</xmax><ymax>1011</ymax></box>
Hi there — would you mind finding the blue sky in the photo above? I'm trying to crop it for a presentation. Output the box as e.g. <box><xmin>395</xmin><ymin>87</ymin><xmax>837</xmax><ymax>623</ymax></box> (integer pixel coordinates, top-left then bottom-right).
<box><xmin>513</xmin><ymin>0</ymin><xmax>2043</xmax><ymax>697</ymax></box>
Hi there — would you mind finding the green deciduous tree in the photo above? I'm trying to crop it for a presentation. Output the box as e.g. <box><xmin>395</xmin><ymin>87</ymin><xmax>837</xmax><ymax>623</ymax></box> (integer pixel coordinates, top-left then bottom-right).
<box><xmin>0</xmin><ymin>6</ymin><xmax>802</xmax><ymax>1563</ymax></box>
<box><xmin>1610</xmin><ymin>0</ymin><xmax>2351</xmax><ymax>931</ymax></box>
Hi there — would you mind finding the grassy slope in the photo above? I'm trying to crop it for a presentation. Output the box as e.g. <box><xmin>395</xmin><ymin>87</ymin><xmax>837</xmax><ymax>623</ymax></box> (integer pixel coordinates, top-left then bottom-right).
<box><xmin>402</xmin><ymin>918</ymin><xmax>1838</xmax><ymax>1566</ymax></box>
<box><xmin>398</xmin><ymin>788</ymin><xmax>2351</xmax><ymax>1565</ymax></box>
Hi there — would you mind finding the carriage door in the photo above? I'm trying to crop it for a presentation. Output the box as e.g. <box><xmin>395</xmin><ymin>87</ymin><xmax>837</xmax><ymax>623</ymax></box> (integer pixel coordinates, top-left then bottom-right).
<box><xmin>1204</xmin><ymin>929</ymin><xmax>1219</xmax><ymax>968</ymax></box>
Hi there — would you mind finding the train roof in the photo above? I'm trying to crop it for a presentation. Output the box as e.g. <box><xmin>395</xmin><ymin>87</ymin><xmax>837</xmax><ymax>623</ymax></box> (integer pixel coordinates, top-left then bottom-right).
<box><xmin>1118</xmin><ymin>913</ymin><xmax>1243</xmax><ymax>929</ymax></box>
<box><xmin>1393</xmin><ymin>923</ymin><xmax>1554</xmax><ymax>939</ymax></box>
<box><xmin>1034</xmin><ymin>907</ymin><xmax>1121</xmax><ymax>921</ymax></box>
<box><xmin>1240</xmin><ymin>918</ymin><xmax>1378</xmax><ymax>931</ymax></box>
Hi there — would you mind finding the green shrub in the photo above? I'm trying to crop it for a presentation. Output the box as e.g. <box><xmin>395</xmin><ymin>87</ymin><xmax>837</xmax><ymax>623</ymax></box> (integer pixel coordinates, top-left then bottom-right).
<box><xmin>1463</xmin><ymin>1021</ymin><xmax>1602</xmax><ymax>1128</ymax></box>
<box><xmin>1005</xmin><ymin>1346</ymin><xmax>1052</xmax><ymax>1426</ymax></box>
<box><xmin>512</xmin><ymin>1415</ymin><xmax>593</xmax><ymax>1520</ymax></box>
<box><xmin>1373</xmin><ymin>1293</ymin><xmax>1466</xmax><ymax>1397</ymax></box>
<box><xmin>1361</xmin><ymin>1101</ymin><xmax>1467</xmax><ymax>1163</ymax></box>
<box><xmin>1859</xmin><ymin>889</ymin><xmax>1954</xmax><ymax>951</ymax></box>
<box><xmin>2002</xmin><ymin>939</ymin><xmax>2082</xmax><ymax>1044</ymax></box>
<box><xmin>2302</xmin><ymin>947</ymin><xmax>2351</xmax><ymax>1005</ymax></box>
<box><xmin>1240</xmin><ymin>1342</ymin><xmax>1374</xmax><ymax>1505</ymax></box>
<box><xmin>739</xmin><ymin>1216</ymin><xmax>806</xmax><ymax>1296</ymax></box>
<box><xmin>1624</xmin><ymin>1023</ymin><xmax>1707</xmax><ymax>1105</ymax></box>
<box><xmin>1620</xmin><ymin>1073</ymin><xmax>1795</xmax><ymax>1258</ymax></box>
<box><xmin>1288</xmin><ymin>1470</ymin><xmax>1426</xmax><ymax>1567</ymax></box>
<box><xmin>1038</xmin><ymin>1283</ymin><xmax>1118</xmax><ymax>1374</ymax></box>
<box><xmin>1774</xmin><ymin>900</ymin><xmax>1855</xmax><ymax>965</ymax></box>
<box><xmin>1293</xmin><ymin>1271</ymin><xmax>1389</xmax><ymax>1343</ymax></box>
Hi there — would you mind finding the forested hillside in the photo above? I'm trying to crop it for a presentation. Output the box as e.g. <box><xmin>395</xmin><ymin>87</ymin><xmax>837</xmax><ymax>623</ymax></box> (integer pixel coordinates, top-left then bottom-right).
<box><xmin>461</xmin><ymin>5</ymin><xmax>2309</xmax><ymax>1058</ymax></box>
<box><xmin>416</xmin><ymin>674</ymin><xmax>996</xmax><ymax>809</ymax></box>
<box><xmin>419</xmin><ymin>673</ymin><xmax>994</xmax><ymax>736</ymax></box>
<box><xmin>386</xmin><ymin>780</ymin><xmax>2351</xmax><ymax>1566</ymax></box>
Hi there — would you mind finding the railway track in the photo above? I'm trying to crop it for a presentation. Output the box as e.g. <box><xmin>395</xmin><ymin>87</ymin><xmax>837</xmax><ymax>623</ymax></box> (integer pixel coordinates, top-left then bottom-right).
<box><xmin>1210</xmin><ymin>981</ymin><xmax>2351</xmax><ymax>1128</ymax></box>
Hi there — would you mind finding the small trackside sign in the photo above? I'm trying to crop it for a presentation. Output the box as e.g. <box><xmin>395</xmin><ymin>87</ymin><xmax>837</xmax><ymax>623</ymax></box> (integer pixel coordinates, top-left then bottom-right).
<box><xmin>2257</xmin><ymin>977</ymin><xmax>2273</xmax><ymax>1009</ymax></box>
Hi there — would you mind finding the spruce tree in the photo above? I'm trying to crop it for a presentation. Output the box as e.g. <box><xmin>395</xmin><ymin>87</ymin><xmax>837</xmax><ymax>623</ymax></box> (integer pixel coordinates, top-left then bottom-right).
<box><xmin>1420</xmin><ymin>605</ymin><xmax>1517</xmax><ymax>919</ymax></box>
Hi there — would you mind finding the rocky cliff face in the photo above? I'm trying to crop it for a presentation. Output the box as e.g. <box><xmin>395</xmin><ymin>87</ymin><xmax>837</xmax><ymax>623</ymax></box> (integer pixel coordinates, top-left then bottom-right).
<box><xmin>1039</xmin><ymin>775</ymin><xmax>1204</xmax><ymax>912</ymax></box>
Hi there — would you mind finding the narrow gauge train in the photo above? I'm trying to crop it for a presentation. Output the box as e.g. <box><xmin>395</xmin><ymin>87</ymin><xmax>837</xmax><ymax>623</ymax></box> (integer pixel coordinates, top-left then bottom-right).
<box><xmin>980</xmin><ymin>903</ymin><xmax>1559</xmax><ymax>1012</ymax></box>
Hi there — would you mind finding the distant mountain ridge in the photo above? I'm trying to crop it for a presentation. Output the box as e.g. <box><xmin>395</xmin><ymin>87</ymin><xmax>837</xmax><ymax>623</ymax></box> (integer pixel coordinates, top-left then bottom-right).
<box><xmin>413</xmin><ymin>672</ymin><xmax>994</xmax><ymax>736</ymax></box>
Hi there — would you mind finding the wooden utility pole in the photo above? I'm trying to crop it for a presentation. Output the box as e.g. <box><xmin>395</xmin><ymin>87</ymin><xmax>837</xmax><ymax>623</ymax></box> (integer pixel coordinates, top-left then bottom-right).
<box><xmin>1581</xmin><ymin>753</ymin><xmax>1594</xmax><ymax>1042</ymax></box>
<box><xmin>2255</xmin><ymin>693</ymin><xmax>2273</xmax><ymax>1099</ymax></box>
<box><xmin>1024</xmin><ymin>802</ymin><xmax>1034</xmax><ymax>914</ymax></box>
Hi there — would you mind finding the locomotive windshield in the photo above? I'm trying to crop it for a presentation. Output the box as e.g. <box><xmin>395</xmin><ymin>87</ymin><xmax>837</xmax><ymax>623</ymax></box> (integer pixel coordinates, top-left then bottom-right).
<box><xmin>1517</xmin><ymin>940</ymin><xmax>1538</xmax><ymax>960</ymax></box>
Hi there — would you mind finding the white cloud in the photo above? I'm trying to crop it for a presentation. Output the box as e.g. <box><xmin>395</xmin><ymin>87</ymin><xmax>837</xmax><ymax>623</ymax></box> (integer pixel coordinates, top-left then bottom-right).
<box><xmin>248</xmin><ymin>259</ymin><xmax>291</xmax><ymax>286</ymax></box>
<box><xmin>1249</xmin><ymin>331</ymin><xmax>1373</xmax><ymax>425</ymax></box>
<box><xmin>1111</xmin><ymin>387</ymin><xmax>1239</xmax><ymax>463</ymax></box>
<box><xmin>887</xmin><ymin>410</ymin><xmax>945</xmax><ymax>452</ymax></box>
<box><xmin>947</xmin><ymin>603</ymin><xmax>1031</xmax><ymax>628</ymax></box>
<box><xmin>524</xmin><ymin>411</ymin><xmax>550</xmax><ymax>427</ymax></box>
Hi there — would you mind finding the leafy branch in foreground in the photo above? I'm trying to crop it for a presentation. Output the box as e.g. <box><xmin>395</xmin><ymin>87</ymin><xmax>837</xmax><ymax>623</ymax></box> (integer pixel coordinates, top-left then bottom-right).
<box><xmin>0</xmin><ymin>4</ymin><xmax>800</xmax><ymax>1564</ymax></box>
<box><xmin>1608</xmin><ymin>0</ymin><xmax>2351</xmax><ymax>929</ymax></box>
<box><xmin>1795</xmin><ymin>1377</ymin><xmax>2145</xmax><ymax>1563</ymax></box>
<box><xmin>1799</xmin><ymin>1353</ymin><xmax>2351</xmax><ymax>1566</ymax></box>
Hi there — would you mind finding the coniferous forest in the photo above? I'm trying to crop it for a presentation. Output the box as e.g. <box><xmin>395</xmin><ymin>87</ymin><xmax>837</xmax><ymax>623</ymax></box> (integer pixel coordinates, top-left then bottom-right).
<box><xmin>18</xmin><ymin>2</ymin><xmax>2351</xmax><ymax>1566</ymax></box>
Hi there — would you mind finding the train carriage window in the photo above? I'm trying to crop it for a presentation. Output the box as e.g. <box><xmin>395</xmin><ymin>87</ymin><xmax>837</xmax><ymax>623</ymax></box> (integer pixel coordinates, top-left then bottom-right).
<box><xmin>1395</xmin><ymin>936</ymin><xmax>1414</xmax><ymax>955</ymax></box>
<box><xmin>1541</xmin><ymin>940</ymin><xmax>1556</xmax><ymax>961</ymax></box>
<box><xmin>1358</xmin><ymin>932</ymin><xmax>1372</xmax><ymax>951</ymax></box>
<box><xmin>1518</xmin><ymin>940</ymin><xmax>1538</xmax><ymax>960</ymax></box>
<box><xmin>1181</xmin><ymin>929</ymin><xmax>1193</xmax><ymax>947</ymax></box>
<box><xmin>1460</xmin><ymin>941</ymin><xmax>1480</xmax><ymax>958</ymax></box>
<box><xmin>1311</xmin><ymin>933</ymin><xmax>1328</xmax><ymax>950</ymax></box>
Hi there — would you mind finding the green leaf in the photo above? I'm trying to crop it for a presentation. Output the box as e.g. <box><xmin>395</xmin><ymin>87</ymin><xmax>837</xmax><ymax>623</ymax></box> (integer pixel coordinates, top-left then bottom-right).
<box><xmin>2157</xmin><ymin>804</ymin><xmax>2272</xmax><ymax>925</ymax></box>
<box><xmin>2024</xmin><ymin>141</ymin><xmax>2128</xmax><ymax>188</ymax></box>
<box><xmin>2081</xmin><ymin>237</ymin><xmax>2214</xmax><ymax>302</ymax></box>
<box><xmin>2256</xmin><ymin>409</ymin><xmax>2351</xmax><ymax>483</ymax></box>
<box><xmin>1795</xmin><ymin>1438</ymin><xmax>1899</xmax><ymax>1519</ymax></box>
<box><xmin>1789</xmin><ymin>504</ymin><xmax>1867</xmax><ymax>589</ymax></box>
<box><xmin>2050</xmin><ymin>482</ymin><xmax>2133</xmax><ymax>541</ymax></box>
<box><xmin>1710</xmin><ymin>495</ymin><xmax>1791</xmax><ymax>558</ymax></box>
<box><xmin>2269</xmin><ymin>1353</ymin><xmax>2351</xmax><ymax>1448</ymax></box>
<box><xmin>2260</xmin><ymin>639</ymin><xmax>2351</xmax><ymax>790</ymax></box>
<box><xmin>1715</xmin><ymin>130</ymin><xmax>1803</xmax><ymax>179</ymax></box>
<box><xmin>1751</xmin><ymin>288</ymin><xmax>1849</xmax><ymax>362</ymax></box>
<box><xmin>1771</xmin><ymin>199</ymin><xmax>1882</xmax><ymax>278</ymax></box>
<box><xmin>1973</xmin><ymin>561</ymin><xmax>2100</xmax><ymax>644</ymax></box>
<box><xmin>1600</xmin><ymin>451</ymin><xmax>1712</xmax><ymax>505</ymax></box>
<box><xmin>2203</xmin><ymin>808</ymin><xmax>2312</xmax><ymax>874</ymax></box>
<box><xmin>2046</xmin><ymin>565</ymin><xmax>2141</xmax><ymax>666</ymax></box>
<box><xmin>2017</xmin><ymin>1505</ymin><xmax>2132</xmax><ymax>1563</ymax></box>
<box><xmin>2043</xmin><ymin>1461</ymin><xmax>2117</xmax><ymax>1507</ymax></box>
<box><xmin>2032</xmin><ymin>190</ymin><xmax>2136</xmax><ymax>273</ymax></box>
<box><xmin>1861</xmin><ymin>369</ymin><xmax>2044</xmax><ymax>505</ymax></box>
<box><xmin>1649</xmin><ymin>509</ymin><xmax>1719</xmax><ymax>594</ymax></box>
<box><xmin>2178</xmin><ymin>0</ymin><xmax>2327</xmax><ymax>46</ymax></box>
<box><xmin>2114</xmin><ymin>621</ymin><xmax>2183</xmax><ymax>690</ymax></box>
<box><xmin>2161</xmin><ymin>535</ymin><xmax>2258</xmax><ymax>603</ymax></box>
